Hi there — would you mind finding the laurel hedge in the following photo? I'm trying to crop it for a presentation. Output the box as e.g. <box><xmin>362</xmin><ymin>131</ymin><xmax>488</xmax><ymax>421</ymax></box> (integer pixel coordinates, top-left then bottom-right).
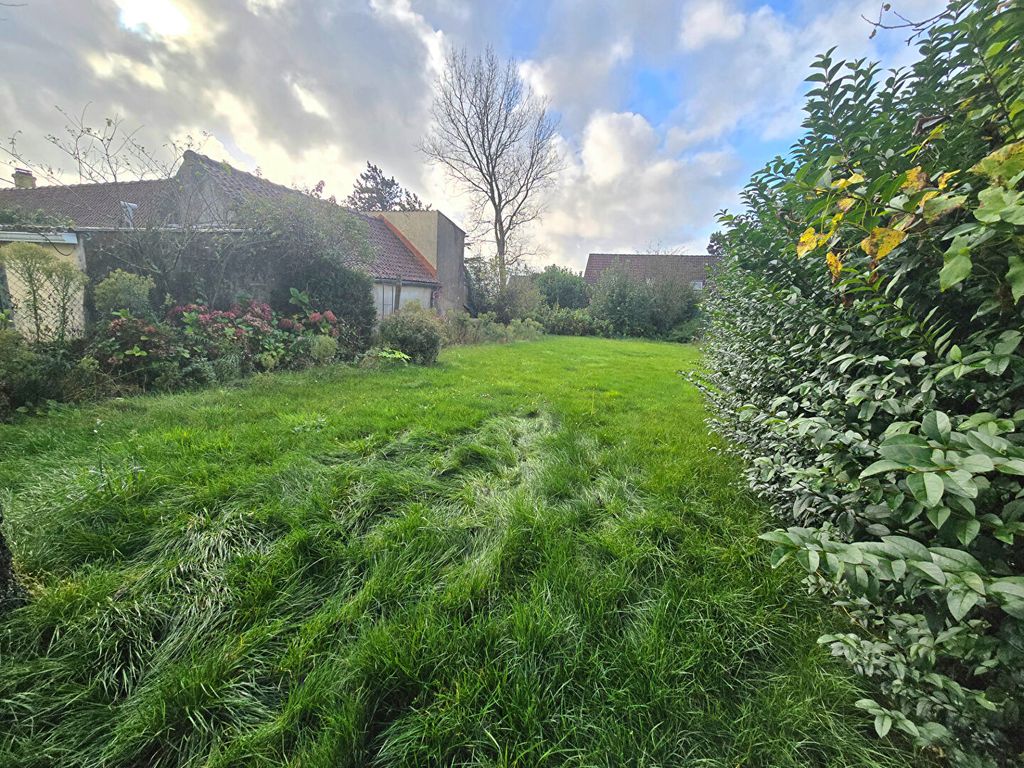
<box><xmin>702</xmin><ymin>1</ymin><xmax>1024</xmax><ymax>763</ymax></box>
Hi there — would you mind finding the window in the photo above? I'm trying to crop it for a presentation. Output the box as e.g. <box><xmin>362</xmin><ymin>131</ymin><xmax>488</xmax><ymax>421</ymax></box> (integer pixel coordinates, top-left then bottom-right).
<box><xmin>380</xmin><ymin>284</ymin><xmax>395</xmax><ymax>316</ymax></box>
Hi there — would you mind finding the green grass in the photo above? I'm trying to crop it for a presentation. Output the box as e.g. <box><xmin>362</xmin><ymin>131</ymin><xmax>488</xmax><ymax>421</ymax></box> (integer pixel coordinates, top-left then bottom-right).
<box><xmin>0</xmin><ymin>336</ymin><xmax>912</xmax><ymax>767</ymax></box>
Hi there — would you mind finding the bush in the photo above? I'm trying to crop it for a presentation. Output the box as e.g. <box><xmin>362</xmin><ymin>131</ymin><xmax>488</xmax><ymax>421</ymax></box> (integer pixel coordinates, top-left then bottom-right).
<box><xmin>439</xmin><ymin>311</ymin><xmax>543</xmax><ymax>346</ymax></box>
<box><xmin>535</xmin><ymin>265</ymin><xmax>589</xmax><ymax>309</ymax></box>
<box><xmin>378</xmin><ymin>308</ymin><xmax>442</xmax><ymax>365</ymax></box>
<box><xmin>92</xmin><ymin>269</ymin><xmax>155</xmax><ymax>319</ymax></box>
<box><xmin>274</xmin><ymin>260</ymin><xmax>376</xmax><ymax>354</ymax></box>
<box><xmin>703</xmin><ymin>3</ymin><xmax>1024</xmax><ymax>762</ymax></box>
<box><xmin>0</xmin><ymin>329</ymin><xmax>43</xmax><ymax>420</ymax></box>
<box><xmin>589</xmin><ymin>267</ymin><xmax>656</xmax><ymax>337</ymax></box>
<box><xmin>665</xmin><ymin>316</ymin><xmax>704</xmax><ymax>344</ymax></box>
<box><xmin>537</xmin><ymin>306</ymin><xmax>609</xmax><ymax>337</ymax></box>
<box><xmin>308</xmin><ymin>334</ymin><xmax>338</xmax><ymax>364</ymax></box>
<box><xmin>89</xmin><ymin>316</ymin><xmax>201</xmax><ymax>392</ymax></box>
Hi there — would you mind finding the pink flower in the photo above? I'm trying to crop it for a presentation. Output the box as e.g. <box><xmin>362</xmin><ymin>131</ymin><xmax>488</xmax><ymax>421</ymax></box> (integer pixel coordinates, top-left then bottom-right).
<box><xmin>309</xmin><ymin>311</ymin><xmax>323</xmax><ymax>324</ymax></box>
<box><xmin>323</xmin><ymin>310</ymin><xmax>337</xmax><ymax>323</ymax></box>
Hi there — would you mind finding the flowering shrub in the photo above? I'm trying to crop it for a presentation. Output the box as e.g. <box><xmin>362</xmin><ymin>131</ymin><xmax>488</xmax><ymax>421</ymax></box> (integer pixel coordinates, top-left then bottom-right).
<box><xmin>703</xmin><ymin>2</ymin><xmax>1024</xmax><ymax>763</ymax></box>
<box><xmin>89</xmin><ymin>314</ymin><xmax>206</xmax><ymax>391</ymax></box>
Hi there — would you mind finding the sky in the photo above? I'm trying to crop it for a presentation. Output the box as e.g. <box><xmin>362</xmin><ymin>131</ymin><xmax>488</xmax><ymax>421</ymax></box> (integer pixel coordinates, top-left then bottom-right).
<box><xmin>0</xmin><ymin>0</ymin><xmax>944</xmax><ymax>269</ymax></box>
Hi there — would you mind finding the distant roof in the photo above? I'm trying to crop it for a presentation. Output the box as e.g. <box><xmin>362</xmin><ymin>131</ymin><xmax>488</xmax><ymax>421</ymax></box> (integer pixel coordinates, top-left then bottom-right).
<box><xmin>583</xmin><ymin>253</ymin><xmax>718</xmax><ymax>285</ymax></box>
<box><xmin>0</xmin><ymin>151</ymin><xmax>438</xmax><ymax>285</ymax></box>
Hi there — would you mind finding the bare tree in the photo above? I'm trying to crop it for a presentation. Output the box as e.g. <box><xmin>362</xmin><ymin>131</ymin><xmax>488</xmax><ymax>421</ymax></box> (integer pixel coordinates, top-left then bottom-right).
<box><xmin>421</xmin><ymin>46</ymin><xmax>563</xmax><ymax>287</ymax></box>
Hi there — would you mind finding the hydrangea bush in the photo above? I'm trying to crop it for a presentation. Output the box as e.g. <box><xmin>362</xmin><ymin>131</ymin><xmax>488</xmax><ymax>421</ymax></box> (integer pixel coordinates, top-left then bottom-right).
<box><xmin>702</xmin><ymin>2</ymin><xmax>1024</xmax><ymax>763</ymax></box>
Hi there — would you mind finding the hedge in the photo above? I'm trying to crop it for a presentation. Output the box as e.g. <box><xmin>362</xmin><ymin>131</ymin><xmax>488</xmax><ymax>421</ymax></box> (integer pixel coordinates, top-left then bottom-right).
<box><xmin>702</xmin><ymin>2</ymin><xmax>1024</xmax><ymax>763</ymax></box>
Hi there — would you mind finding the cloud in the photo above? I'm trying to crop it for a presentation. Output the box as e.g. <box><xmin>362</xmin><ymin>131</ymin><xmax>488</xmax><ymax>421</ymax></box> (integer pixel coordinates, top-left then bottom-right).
<box><xmin>534</xmin><ymin>111</ymin><xmax>742</xmax><ymax>264</ymax></box>
<box><xmin>0</xmin><ymin>0</ymin><xmax>949</xmax><ymax>270</ymax></box>
<box><xmin>679</xmin><ymin>0</ymin><xmax>746</xmax><ymax>51</ymax></box>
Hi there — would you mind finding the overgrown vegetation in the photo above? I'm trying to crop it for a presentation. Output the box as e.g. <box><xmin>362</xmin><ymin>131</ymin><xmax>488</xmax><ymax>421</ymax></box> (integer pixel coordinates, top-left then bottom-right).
<box><xmin>0</xmin><ymin>337</ymin><xmax>916</xmax><ymax>766</ymax></box>
<box><xmin>703</xmin><ymin>2</ymin><xmax>1024</xmax><ymax>763</ymax></box>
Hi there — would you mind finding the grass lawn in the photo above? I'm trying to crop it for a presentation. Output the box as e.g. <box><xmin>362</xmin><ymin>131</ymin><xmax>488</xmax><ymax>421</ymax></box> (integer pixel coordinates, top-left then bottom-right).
<box><xmin>0</xmin><ymin>336</ymin><xmax>911</xmax><ymax>767</ymax></box>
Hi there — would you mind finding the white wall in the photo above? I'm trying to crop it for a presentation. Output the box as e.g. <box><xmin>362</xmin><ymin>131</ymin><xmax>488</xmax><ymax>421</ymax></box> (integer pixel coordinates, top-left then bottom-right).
<box><xmin>372</xmin><ymin>281</ymin><xmax>435</xmax><ymax>318</ymax></box>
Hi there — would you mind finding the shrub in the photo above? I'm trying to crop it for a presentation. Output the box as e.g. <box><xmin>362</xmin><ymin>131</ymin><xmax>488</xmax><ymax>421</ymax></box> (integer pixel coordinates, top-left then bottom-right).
<box><xmin>439</xmin><ymin>311</ymin><xmax>543</xmax><ymax>346</ymax></box>
<box><xmin>308</xmin><ymin>334</ymin><xmax>338</xmax><ymax>364</ymax></box>
<box><xmin>0</xmin><ymin>329</ymin><xmax>42</xmax><ymax>420</ymax></box>
<box><xmin>89</xmin><ymin>316</ymin><xmax>199</xmax><ymax>392</ymax></box>
<box><xmin>589</xmin><ymin>267</ymin><xmax>655</xmax><ymax>337</ymax></box>
<box><xmin>535</xmin><ymin>265</ymin><xmax>590</xmax><ymax>309</ymax></box>
<box><xmin>665</xmin><ymin>316</ymin><xmax>704</xmax><ymax>344</ymax></box>
<box><xmin>703</xmin><ymin>2</ymin><xmax>1024</xmax><ymax>762</ymax></box>
<box><xmin>0</xmin><ymin>242</ymin><xmax>87</xmax><ymax>342</ymax></box>
<box><xmin>537</xmin><ymin>306</ymin><xmax>609</xmax><ymax>337</ymax></box>
<box><xmin>274</xmin><ymin>260</ymin><xmax>376</xmax><ymax>354</ymax></box>
<box><xmin>93</xmin><ymin>269</ymin><xmax>155</xmax><ymax>319</ymax></box>
<box><xmin>378</xmin><ymin>308</ymin><xmax>442</xmax><ymax>365</ymax></box>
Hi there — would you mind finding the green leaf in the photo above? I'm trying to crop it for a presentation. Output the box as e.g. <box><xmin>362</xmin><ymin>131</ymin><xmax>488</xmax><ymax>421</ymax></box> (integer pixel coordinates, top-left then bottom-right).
<box><xmin>954</xmin><ymin>518</ymin><xmax>981</xmax><ymax>546</ymax></box>
<box><xmin>947</xmin><ymin>589</ymin><xmax>980</xmax><ymax>621</ymax></box>
<box><xmin>907</xmin><ymin>472</ymin><xmax>944</xmax><ymax>508</ymax></box>
<box><xmin>958</xmin><ymin>454</ymin><xmax>995</xmax><ymax>473</ymax></box>
<box><xmin>923</xmin><ymin>193</ymin><xmax>966</xmax><ymax>222</ymax></box>
<box><xmin>796</xmin><ymin>548</ymin><xmax>820</xmax><ymax>573</ymax></box>
<box><xmin>874</xmin><ymin>714</ymin><xmax>893</xmax><ymax>738</ymax></box>
<box><xmin>1008</xmin><ymin>256</ymin><xmax>1024</xmax><ymax>304</ymax></box>
<box><xmin>989</xmin><ymin>578</ymin><xmax>1024</xmax><ymax>618</ymax></box>
<box><xmin>909</xmin><ymin>560</ymin><xmax>947</xmax><ymax>585</ymax></box>
<box><xmin>926</xmin><ymin>506</ymin><xmax>951</xmax><ymax>530</ymax></box>
<box><xmin>997</xmin><ymin>458</ymin><xmax>1024</xmax><ymax>476</ymax></box>
<box><xmin>921</xmin><ymin>412</ymin><xmax>951</xmax><ymax>442</ymax></box>
<box><xmin>940</xmin><ymin>249</ymin><xmax>972</xmax><ymax>290</ymax></box>
<box><xmin>860</xmin><ymin>459</ymin><xmax>904</xmax><ymax>477</ymax></box>
<box><xmin>878</xmin><ymin>434</ymin><xmax>934</xmax><ymax>466</ymax></box>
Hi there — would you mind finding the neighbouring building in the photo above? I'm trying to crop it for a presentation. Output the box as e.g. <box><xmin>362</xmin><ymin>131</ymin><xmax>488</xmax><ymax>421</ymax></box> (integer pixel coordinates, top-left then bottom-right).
<box><xmin>583</xmin><ymin>252</ymin><xmax>719</xmax><ymax>291</ymax></box>
<box><xmin>0</xmin><ymin>151</ymin><xmax>468</xmax><ymax>337</ymax></box>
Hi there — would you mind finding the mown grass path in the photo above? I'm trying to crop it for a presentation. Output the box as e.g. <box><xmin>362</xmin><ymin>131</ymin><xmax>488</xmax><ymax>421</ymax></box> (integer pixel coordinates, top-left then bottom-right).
<box><xmin>0</xmin><ymin>337</ymin><xmax>911</xmax><ymax>766</ymax></box>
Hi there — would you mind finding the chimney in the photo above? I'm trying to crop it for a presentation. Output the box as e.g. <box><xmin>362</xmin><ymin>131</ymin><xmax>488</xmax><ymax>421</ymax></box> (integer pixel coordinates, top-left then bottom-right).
<box><xmin>13</xmin><ymin>168</ymin><xmax>36</xmax><ymax>189</ymax></box>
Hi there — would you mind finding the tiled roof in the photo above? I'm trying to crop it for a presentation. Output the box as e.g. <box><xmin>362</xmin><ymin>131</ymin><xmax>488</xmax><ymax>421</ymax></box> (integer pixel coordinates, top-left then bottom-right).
<box><xmin>359</xmin><ymin>213</ymin><xmax>437</xmax><ymax>284</ymax></box>
<box><xmin>0</xmin><ymin>151</ymin><xmax>438</xmax><ymax>285</ymax></box>
<box><xmin>0</xmin><ymin>177</ymin><xmax>176</xmax><ymax>229</ymax></box>
<box><xmin>583</xmin><ymin>253</ymin><xmax>718</xmax><ymax>285</ymax></box>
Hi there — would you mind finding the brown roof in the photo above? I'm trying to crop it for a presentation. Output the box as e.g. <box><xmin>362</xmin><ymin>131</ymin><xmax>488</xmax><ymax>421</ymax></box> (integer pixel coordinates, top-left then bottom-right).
<box><xmin>583</xmin><ymin>253</ymin><xmax>718</xmax><ymax>285</ymax></box>
<box><xmin>0</xmin><ymin>177</ymin><xmax>175</xmax><ymax>229</ymax></box>
<box><xmin>0</xmin><ymin>151</ymin><xmax>438</xmax><ymax>285</ymax></box>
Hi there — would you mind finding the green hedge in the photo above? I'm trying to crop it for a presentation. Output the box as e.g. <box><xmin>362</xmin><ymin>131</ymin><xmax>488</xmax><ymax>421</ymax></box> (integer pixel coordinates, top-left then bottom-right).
<box><xmin>703</xmin><ymin>2</ymin><xmax>1024</xmax><ymax>763</ymax></box>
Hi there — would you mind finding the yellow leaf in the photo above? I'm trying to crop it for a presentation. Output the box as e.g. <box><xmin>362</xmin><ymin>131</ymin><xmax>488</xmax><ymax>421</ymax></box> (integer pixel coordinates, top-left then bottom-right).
<box><xmin>902</xmin><ymin>166</ymin><xmax>928</xmax><ymax>192</ymax></box>
<box><xmin>826</xmin><ymin>251</ymin><xmax>843</xmax><ymax>280</ymax></box>
<box><xmin>837</xmin><ymin>197</ymin><xmax>857</xmax><ymax>212</ymax></box>
<box><xmin>970</xmin><ymin>140</ymin><xmax>1024</xmax><ymax>185</ymax></box>
<box><xmin>937</xmin><ymin>170</ymin><xmax>959</xmax><ymax>190</ymax></box>
<box><xmin>919</xmin><ymin>190</ymin><xmax>939</xmax><ymax>208</ymax></box>
<box><xmin>832</xmin><ymin>172</ymin><xmax>866</xmax><ymax>190</ymax></box>
<box><xmin>797</xmin><ymin>227</ymin><xmax>819</xmax><ymax>258</ymax></box>
<box><xmin>860</xmin><ymin>227</ymin><xmax>907</xmax><ymax>261</ymax></box>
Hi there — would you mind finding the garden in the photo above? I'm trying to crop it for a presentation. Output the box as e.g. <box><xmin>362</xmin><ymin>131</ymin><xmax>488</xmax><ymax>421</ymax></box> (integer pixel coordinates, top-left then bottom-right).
<box><xmin>0</xmin><ymin>337</ymin><xmax>916</xmax><ymax>766</ymax></box>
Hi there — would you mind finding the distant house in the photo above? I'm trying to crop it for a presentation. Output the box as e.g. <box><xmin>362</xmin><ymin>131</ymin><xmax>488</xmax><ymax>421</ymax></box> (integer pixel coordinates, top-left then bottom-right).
<box><xmin>0</xmin><ymin>151</ymin><xmax>468</xmax><ymax>334</ymax></box>
<box><xmin>584</xmin><ymin>252</ymin><xmax>718</xmax><ymax>291</ymax></box>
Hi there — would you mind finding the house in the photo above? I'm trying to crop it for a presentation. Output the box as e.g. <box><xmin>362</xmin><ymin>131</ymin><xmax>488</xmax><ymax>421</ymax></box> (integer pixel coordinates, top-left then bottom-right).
<box><xmin>0</xmin><ymin>151</ymin><xmax>468</xmax><ymax>335</ymax></box>
<box><xmin>583</xmin><ymin>252</ymin><xmax>718</xmax><ymax>291</ymax></box>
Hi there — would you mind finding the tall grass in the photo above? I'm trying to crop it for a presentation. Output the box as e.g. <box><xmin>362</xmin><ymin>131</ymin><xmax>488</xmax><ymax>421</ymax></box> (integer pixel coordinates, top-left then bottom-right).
<box><xmin>0</xmin><ymin>338</ymin><xmax>914</xmax><ymax>766</ymax></box>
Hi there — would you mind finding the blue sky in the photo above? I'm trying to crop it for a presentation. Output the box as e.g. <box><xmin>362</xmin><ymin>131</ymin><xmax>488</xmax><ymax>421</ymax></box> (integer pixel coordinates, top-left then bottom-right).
<box><xmin>0</xmin><ymin>0</ymin><xmax>944</xmax><ymax>267</ymax></box>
